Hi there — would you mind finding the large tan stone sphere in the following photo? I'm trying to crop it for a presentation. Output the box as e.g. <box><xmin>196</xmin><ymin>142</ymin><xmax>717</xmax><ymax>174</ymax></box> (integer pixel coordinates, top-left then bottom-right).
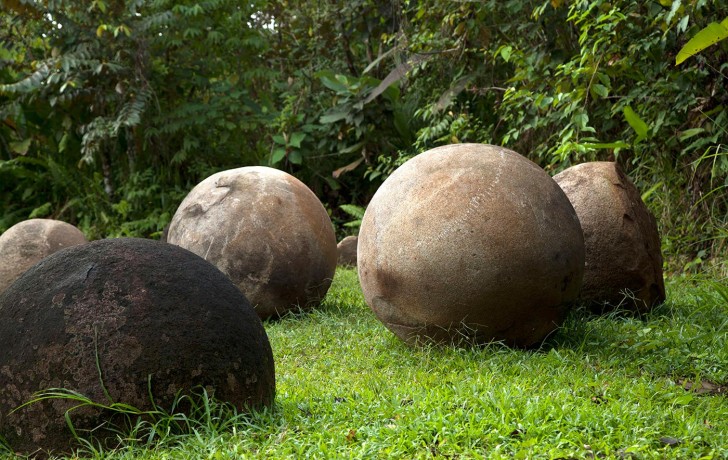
<box><xmin>167</xmin><ymin>167</ymin><xmax>338</xmax><ymax>319</ymax></box>
<box><xmin>358</xmin><ymin>144</ymin><xmax>585</xmax><ymax>347</ymax></box>
<box><xmin>0</xmin><ymin>218</ymin><xmax>87</xmax><ymax>295</ymax></box>
<box><xmin>553</xmin><ymin>162</ymin><xmax>665</xmax><ymax>313</ymax></box>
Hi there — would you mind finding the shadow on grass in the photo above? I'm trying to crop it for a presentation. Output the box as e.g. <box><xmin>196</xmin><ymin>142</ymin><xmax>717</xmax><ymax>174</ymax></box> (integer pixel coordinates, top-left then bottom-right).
<box><xmin>542</xmin><ymin>279</ymin><xmax>728</xmax><ymax>381</ymax></box>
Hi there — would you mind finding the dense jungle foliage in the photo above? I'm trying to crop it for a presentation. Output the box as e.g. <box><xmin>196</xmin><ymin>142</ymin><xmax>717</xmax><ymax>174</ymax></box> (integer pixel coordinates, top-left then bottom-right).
<box><xmin>1</xmin><ymin>0</ymin><xmax>726</xmax><ymax>274</ymax></box>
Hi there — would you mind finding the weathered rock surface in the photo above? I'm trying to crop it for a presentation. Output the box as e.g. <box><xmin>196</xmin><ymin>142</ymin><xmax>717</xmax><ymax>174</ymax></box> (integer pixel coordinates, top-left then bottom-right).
<box><xmin>167</xmin><ymin>166</ymin><xmax>337</xmax><ymax>319</ymax></box>
<box><xmin>553</xmin><ymin>161</ymin><xmax>665</xmax><ymax>312</ymax></box>
<box><xmin>0</xmin><ymin>219</ymin><xmax>86</xmax><ymax>295</ymax></box>
<box><xmin>358</xmin><ymin>143</ymin><xmax>585</xmax><ymax>347</ymax></box>
<box><xmin>0</xmin><ymin>238</ymin><xmax>275</xmax><ymax>457</ymax></box>
<box><xmin>337</xmin><ymin>235</ymin><xmax>358</xmax><ymax>267</ymax></box>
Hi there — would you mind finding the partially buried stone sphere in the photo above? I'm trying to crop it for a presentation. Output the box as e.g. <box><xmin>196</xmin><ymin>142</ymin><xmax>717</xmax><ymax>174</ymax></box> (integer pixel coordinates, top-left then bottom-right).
<box><xmin>358</xmin><ymin>144</ymin><xmax>585</xmax><ymax>347</ymax></box>
<box><xmin>0</xmin><ymin>219</ymin><xmax>87</xmax><ymax>295</ymax></box>
<box><xmin>0</xmin><ymin>238</ymin><xmax>275</xmax><ymax>457</ymax></box>
<box><xmin>167</xmin><ymin>166</ymin><xmax>338</xmax><ymax>319</ymax></box>
<box><xmin>553</xmin><ymin>161</ymin><xmax>665</xmax><ymax>313</ymax></box>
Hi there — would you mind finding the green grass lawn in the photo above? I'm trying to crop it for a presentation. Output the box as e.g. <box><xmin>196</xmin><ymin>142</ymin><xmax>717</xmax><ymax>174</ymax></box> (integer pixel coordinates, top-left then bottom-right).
<box><xmin>4</xmin><ymin>268</ymin><xmax>728</xmax><ymax>459</ymax></box>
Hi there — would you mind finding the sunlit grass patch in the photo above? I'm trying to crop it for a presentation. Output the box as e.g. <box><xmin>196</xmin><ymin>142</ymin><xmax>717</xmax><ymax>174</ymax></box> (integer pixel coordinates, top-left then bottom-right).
<box><xmin>2</xmin><ymin>268</ymin><xmax>726</xmax><ymax>459</ymax></box>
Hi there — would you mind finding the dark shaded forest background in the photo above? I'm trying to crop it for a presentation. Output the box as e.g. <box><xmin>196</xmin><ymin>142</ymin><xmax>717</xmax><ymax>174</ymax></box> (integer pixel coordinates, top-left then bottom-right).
<box><xmin>1</xmin><ymin>0</ymin><xmax>726</xmax><ymax>274</ymax></box>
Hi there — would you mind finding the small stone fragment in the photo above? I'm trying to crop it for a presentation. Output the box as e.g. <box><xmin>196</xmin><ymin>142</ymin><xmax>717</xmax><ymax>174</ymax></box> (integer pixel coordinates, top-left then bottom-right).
<box><xmin>337</xmin><ymin>235</ymin><xmax>358</xmax><ymax>267</ymax></box>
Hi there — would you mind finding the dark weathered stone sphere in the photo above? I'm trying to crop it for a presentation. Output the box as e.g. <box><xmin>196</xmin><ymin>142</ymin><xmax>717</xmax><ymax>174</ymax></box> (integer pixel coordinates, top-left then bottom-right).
<box><xmin>358</xmin><ymin>144</ymin><xmax>585</xmax><ymax>347</ymax></box>
<box><xmin>553</xmin><ymin>161</ymin><xmax>665</xmax><ymax>312</ymax></box>
<box><xmin>0</xmin><ymin>219</ymin><xmax>87</xmax><ymax>295</ymax></box>
<box><xmin>0</xmin><ymin>238</ymin><xmax>275</xmax><ymax>457</ymax></box>
<box><xmin>167</xmin><ymin>166</ymin><xmax>337</xmax><ymax>319</ymax></box>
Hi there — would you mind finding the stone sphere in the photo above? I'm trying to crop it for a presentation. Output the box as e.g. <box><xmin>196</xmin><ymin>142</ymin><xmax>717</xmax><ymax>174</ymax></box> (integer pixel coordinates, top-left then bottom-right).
<box><xmin>0</xmin><ymin>219</ymin><xmax>86</xmax><ymax>295</ymax></box>
<box><xmin>358</xmin><ymin>144</ymin><xmax>585</xmax><ymax>347</ymax></box>
<box><xmin>553</xmin><ymin>162</ymin><xmax>665</xmax><ymax>313</ymax></box>
<box><xmin>0</xmin><ymin>238</ymin><xmax>275</xmax><ymax>457</ymax></box>
<box><xmin>167</xmin><ymin>166</ymin><xmax>337</xmax><ymax>319</ymax></box>
<box><xmin>337</xmin><ymin>235</ymin><xmax>358</xmax><ymax>267</ymax></box>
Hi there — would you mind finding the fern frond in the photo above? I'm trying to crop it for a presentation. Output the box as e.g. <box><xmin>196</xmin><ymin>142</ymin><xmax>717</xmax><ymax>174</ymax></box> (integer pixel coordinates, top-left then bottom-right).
<box><xmin>340</xmin><ymin>204</ymin><xmax>366</xmax><ymax>219</ymax></box>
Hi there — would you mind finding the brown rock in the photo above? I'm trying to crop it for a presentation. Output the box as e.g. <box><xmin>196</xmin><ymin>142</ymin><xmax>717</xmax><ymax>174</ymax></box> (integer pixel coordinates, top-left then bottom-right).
<box><xmin>0</xmin><ymin>219</ymin><xmax>87</xmax><ymax>295</ymax></box>
<box><xmin>0</xmin><ymin>238</ymin><xmax>275</xmax><ymax>457</ymax></box>
<box><xmin>553</xmin><ymin>161</ymin><xmax>665</xmax><ymax>312</ymax></box>
<box><xmin>167</xmin><ymin>166</ymin><xmax>338</xmax><ymax>319</ymax></box>
<box><xmin>358</xmin><ymin>144</ymin><xmax>585</xmax><ymax>347</ymax></box>
<box><xmin>337</xmin><ymin>235</ymin><xmax>358</xmax><ymax>267</ymax></box>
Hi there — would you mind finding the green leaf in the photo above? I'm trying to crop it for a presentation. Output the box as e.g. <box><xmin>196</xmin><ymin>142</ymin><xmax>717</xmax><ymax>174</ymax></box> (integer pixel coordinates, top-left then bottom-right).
<box><xmin>582</xmin><ymin>141</ymin><xmax>630</xmax><ymax>149</ymax></box>
<box><xmin>271</xmin><ymin>148</ymin><xmax>286</xmax><ymax>165</ymax></box>
<box><xmin>677</xmin><ymin>15</ymin><xmax>690</xmax><ymax>34</ymax></box>
<box><xmin>340</xmin><ymin>204</ymin><xmax>366</xmax><ymax>219</ymax></box>
<box><xmin>320</xmin><ymin>110</ymin><xmax>349</xmax><ymax>124</ymax></box>
<box><xmin>678</xmin><ymin>128</ymin><xmax>705</xmax><ymax>141</ymax></box>
<box><xmin>672</xmin><ymin>394</ymin><xmax>694</xmax><ymax>406</ymax></box>
<box><xmin>319</xmin><ymin>75</ymin><xmax>348</xmax><ymax>93</ymax></box>
<box><xmin>288</xmin><ymin>150</ymin><xmax>303</xmax><ymax>165</ymax></box>
<box><xmin>676</xmin><ymin>17</ymin><xmax>728</xmax><ymax>65</ymax></box>
<box><xmin>665</xmin><ymin>0</ymin><xmax>681</xmax><ymax>25</ymax></box>
<box><xmin>272</xmin><ymin>134</ymin><xmax>286</xmax><ymax>145</ymax></box>
<box><xmin>623</xmin><ymin>106</ymin><xmax>649</xmax><ymax>141</ymax></box>
<box><xmin>59</xmin><ymin>133</ymin><xmax>70</xmax><ymax>153</ymax></box>
<box><xmin>573</xmin><ymin>112</ymin><xmax>589</xmax><ymax>129</ymax></box>
<box><xmin>641</xmin><ymin>181</ymin><xmax>663</xmax><ymax>202</ymax></box>
<box><xmin>9</xmin><ymin>138</ymin><xmax>31</xmax><ymax>155</ymax></box>
<box><xmin>591</xmin><ymin>84</ymin><xmax>609</xmax><ymax>98</ymax></box>
<box><xmin>500</xmin><ymin>46</ymin><xmax>513</xmax><ymax>63</ymax></box>
<box><xmin>339</xmin><ymin>141</ymin><xmax>365</xmax><ymax>154</ymax></box>
<box><xmin>289</xmin><ymin>132</ymin><xmax>306</xmax><ymax>149</ymax></box>
<box><xmin>29</xmin><ymin>202</ymin><xmax>52</xmax><ymax>218</ymax></box>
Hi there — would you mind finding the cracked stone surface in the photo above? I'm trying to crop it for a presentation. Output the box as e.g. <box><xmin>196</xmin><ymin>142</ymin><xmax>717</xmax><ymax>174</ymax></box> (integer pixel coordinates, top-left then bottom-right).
<box><xmin>358</xmin><ymin>144</ymin><xmax>585</xmax><ymax>347</ymax></box>
<box><xmin>553</xmin><ymin>161</ymin><xmax>665</xmax><ymax>312</ymax></box>
<box><xmin>0</xmin><ymin>238</ymin><xmax>275</xmax><ymax>458</ymax></box>
<box><xmin>0</xmin><ymin>219</ymin><xmax>87</xmax><ymax>295</ymax></box>
<box><xmin>167</xmin><ymin>167</ymin><xmax>337</xmax><ymax>319</ymax></box>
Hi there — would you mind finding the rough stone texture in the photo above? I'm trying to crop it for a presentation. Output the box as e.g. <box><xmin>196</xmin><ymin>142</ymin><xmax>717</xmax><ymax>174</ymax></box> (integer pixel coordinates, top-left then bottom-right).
<box><xmin>553</xmin><ymin>161</ymin><xmax>665</xmax><ymax>313</ymax></box>
<box><xmin>0</xmin><ymin>238</ymin><xmax>275</xmax><ymax>458</ymax></box>
<box><xmin>0</xmin><ymin>219</ymin><xmax>87</xmax><ymax>295</ymax></box>
<box><xmin>337</xmin><ymin>236</ymin><xmax>358</xmax><ymax>267</ymax></box>
<box><xmin>358</xmin><ymin>143</ymin><xmax>585</xmax><ymax>348</ymax></box>
<box><xmin>167</xmin><ymin>166</ymin><xmax>338</xmax><ymax>319</ymax></box>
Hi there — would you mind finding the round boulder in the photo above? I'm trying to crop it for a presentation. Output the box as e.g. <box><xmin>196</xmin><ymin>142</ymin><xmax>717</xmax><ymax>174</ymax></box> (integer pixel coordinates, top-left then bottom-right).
<box><xmin>553</xmin><ymin>161</ymin><xmax>665</xmax><ymax>312</ymax></box>
<box><xmin>0</xmin><ymin>219</ymin><xmax>87</xmax><ymax>295</ymax></box>
<box><xmin>337</xmin><ymin>235</ymin><xmax>358</xmax><ymax>267</ymax></box>
<box><xmin>0</xmin><ymin>238</ymin><xmax>275</xmax><ymax>457</ymax></box>
<box><xmin>167</xmin><ymin>166</ymin><xmax>337</xmax><ymax>319</ymax></box>
<box><xmin>358</xmin><ymin>143</ymin><xmax>585</xmax><ymax>347</ymax></box>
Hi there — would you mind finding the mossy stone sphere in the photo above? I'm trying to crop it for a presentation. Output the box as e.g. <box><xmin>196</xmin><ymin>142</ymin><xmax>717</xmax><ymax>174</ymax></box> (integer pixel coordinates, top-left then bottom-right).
<box><xmin>553</xmin><ymin>161</ymin><xmax>665</xmax><ymax>312</ymax></box>
<box><xmin>358</xmin><ymin>144</ymin><xmax>585</xmax><ymax>347</ymax></box>
<box><xmin>0</xmin><ymin>219</ymin><xmax>87</xmax><ymax>295</ymax></box>
<box><xmin>167</xmin><ymin>166</ymin><xmax>337</xmax><ymax>319</ymax></box>
<box><xmin>0</xmin><ymin>238</ymin><xmax>274</xmax><ymax>457</ymax></box>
